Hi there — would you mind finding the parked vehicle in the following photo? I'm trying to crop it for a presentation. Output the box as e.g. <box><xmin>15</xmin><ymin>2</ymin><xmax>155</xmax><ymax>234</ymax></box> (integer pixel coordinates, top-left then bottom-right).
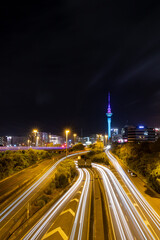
<box><xmin>131</xmin><ymin>172</ymin><xmax>137</xmax><ymax>177</ymax></box>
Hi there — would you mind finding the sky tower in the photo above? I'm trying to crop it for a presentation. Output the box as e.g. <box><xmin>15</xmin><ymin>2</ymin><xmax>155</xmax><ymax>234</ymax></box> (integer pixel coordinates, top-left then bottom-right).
<box><xmin>106</xmin><ymin>92</ymin><xmax>113</xmax><ymax>140</ymax></box>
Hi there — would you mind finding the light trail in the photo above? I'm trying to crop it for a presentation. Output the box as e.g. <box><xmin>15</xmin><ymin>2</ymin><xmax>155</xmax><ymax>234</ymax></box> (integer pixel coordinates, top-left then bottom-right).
<box><xmin>70</xmin><ymin>168</ymin><xmax>91</xmax><ymax>240</ymax></box>
<box><xmin>106</xmin><ymin>150</ymin><xmax>160</xmax><ymax>236</ymax></box>
<box><xmin>0</xmin><ymin>146</ymin><xmax>68</xmax><ymax>152</ymax></box>
<box><xmin>0</xmin><ymin>152</ymin><xmax>85</xmax><ymax>222</ymax></box>
<box><xmin>22</xmin><ymin>168</ymin><xmax>84</xmax><ymax>240</ymax></box>
<box><xmin>93</xmin><ymin>163</ymin><xmax>156</xmax><ymax>240</ymax></box>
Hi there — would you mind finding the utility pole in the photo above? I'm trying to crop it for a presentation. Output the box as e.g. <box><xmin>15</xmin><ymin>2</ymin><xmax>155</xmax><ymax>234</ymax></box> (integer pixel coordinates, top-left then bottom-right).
<box><xmin>65</xmin><ymin>130</ymin><xmax>70</xmax><ymax>157</ymax></box>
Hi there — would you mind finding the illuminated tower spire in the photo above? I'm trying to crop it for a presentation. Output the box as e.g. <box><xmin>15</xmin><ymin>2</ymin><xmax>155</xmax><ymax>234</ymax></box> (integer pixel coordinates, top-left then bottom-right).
<box><xmin>106</xmin><ymin>92</ymin><xmax>113</xmax><ymax>140</ymax></box>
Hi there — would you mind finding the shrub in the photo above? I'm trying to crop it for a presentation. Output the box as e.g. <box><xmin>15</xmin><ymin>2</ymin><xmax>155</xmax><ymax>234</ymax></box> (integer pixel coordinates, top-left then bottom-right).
<box><xmin>35</xmin><ymin>199</ymin><xmax>46</xmax><ymax>208</ymax></box>
<box><xmin>0</xmin><ymin>149</ymin><xmax>55</xmax><ymax>180</ymax></box>
<box><xmin>44</xmin><ymin>187</ymin><xmax>53</xmax><ymax>195</ymax></box>
<box><xmin>91</xmin><ymin>152</ymin><xmax>109</xmax><ymax>164</ymax></box>
<box><xmin>55</xmin><ymin>159</ymin><xmax>77</xmax><ymax>188</ymax></box>
<box><xmin>111</xmin><ymin>142</ymin><xmax>160</xmax><ymax>193</ymax></box>
<box><xmin>71</xmin><ymin>143</ymin><xmax>85</xmax><ymax>151</ymax></box>
<box><xmin>55</xmin><ymin>173</ymin><xmax>69</xmax><ymax>188</ymax></box>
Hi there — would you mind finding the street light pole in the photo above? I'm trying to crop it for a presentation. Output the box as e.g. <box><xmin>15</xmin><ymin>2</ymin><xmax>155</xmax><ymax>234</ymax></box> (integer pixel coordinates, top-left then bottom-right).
<box><xmin>65</xmin><ymin>130</ymin><xmax>70</xmax><ymax>157</ymax></box>
<box><xmin>36</xmin><ymin>136</ymin><xmax>39</xmax><ymax>147</ymax></box>
<box><xmin>33</xmin><ymin>129</ymin><xmax>38</xmax><ymax>147</ymax></box>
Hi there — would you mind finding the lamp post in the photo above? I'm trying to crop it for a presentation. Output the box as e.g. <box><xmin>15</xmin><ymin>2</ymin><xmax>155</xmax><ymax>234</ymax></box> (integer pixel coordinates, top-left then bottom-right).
<box><xmin>36</xmin><ymin>136</ymin><xmax>39</xmax><ymax>147</ymax></box>
<box><xmin>65</xmin><ymin>130</ymin><xmax>70</xmax><ymax>157</ymax></box>
<box><xmin>97</xmin><ymin>134</ymin><xmax>102</xmax><ymax>141</ymax></box>
<box><xmin>32</xmin><ymin>129</ymin><xmax>38</xmax><ymax>147</ymax></box>
<box><xmin>73</xmin><ymin>133</ymin><xmax>77</xmax><ymax>145</ymax></box>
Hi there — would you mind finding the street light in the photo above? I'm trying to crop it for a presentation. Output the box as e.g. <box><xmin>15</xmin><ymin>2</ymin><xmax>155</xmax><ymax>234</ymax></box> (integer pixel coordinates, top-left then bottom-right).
<box><xmin>73</xmin><ymin>133</ymin><xmax>77</xmax><ymax>145</ymax></box>
<box><xmin>97</xmin><ymin>134</ymin><xmax>102</xmax><ymax>141</ymax></box>
<box><xmin>32</xmin><ymin>129</ymin><xmax>38</xmax><ymax>147</ymax></box>
<box><xmin>65</xmin><ymin>130</ymin><xmax>70</xmax><ymax>156</ymax></box>
<box><xmin>33</xmin><ymin>129</ymin><xmax>38</xmax><ymax>133</ymax></box>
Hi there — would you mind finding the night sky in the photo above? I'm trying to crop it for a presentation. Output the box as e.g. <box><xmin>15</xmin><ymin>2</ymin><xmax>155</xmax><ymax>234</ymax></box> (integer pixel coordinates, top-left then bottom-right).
<box><xmin>1</xmin><ymin>1</ymin><xmax>160</xmax><ymax>136</ymax></box>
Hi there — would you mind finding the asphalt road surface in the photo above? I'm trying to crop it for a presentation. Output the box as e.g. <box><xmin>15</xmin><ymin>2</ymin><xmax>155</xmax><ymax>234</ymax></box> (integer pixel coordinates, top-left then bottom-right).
<box><xmin>22</xmin><ymin>168</ymin><xmax>92</xmax><ymax>240</ymax></box>
<box><xmin>104</xmin><ymin>149</ymin><xmax>160</xmax><ymax>240</ymax></box>
<box><xmin>0</xmin><ymin>152</ymin><xmax>84</xmax><ymax>240</ymax></box>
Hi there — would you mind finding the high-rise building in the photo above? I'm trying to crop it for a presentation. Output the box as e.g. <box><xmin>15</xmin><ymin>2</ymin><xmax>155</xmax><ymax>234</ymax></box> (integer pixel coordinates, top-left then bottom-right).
<box><xmin>111</xmin><ymin>128</ymin><xmax>118</xmax><ymax>136</ymax></box>
<box><xmin>6</xmin><ymin>136</ymin><xmax>12</xmax><ymax>146</ymax></box>
<box><xmin>106</xmin><ymin>92</ymin><xmax>113</xmax><ymax>140</ymax></box>
<box><xmin>0</xmin><ymin>136</ymin><xmax>7</xmax><ymax>146</ymax></box>
<box><xmin>49</xmin><ymin>135</ymin><xmax>63</xmax><ymax>145</ymax></box>
<box><xmin>155</xmin><ymin>128</ymin><xmax>160</xmax><ymax>140</ymax></box>
<box><xmin>122</xmin><ymin>125</ymin><xmax>155</xmax><ymax>142</ymax></box>
<box><xmin>29</xmin><ymin>131</ymin><xmax>49</xmax><ymax>146</ymax></box>
<box><xmin>37</xmin><ymin>132</ymin><xmax>49</xmax><ymax>146</ymax></box>
<box><xmin>11</xmin><ymin>136</ymin><xmax>27</xmax><ymax>146</ymax></box>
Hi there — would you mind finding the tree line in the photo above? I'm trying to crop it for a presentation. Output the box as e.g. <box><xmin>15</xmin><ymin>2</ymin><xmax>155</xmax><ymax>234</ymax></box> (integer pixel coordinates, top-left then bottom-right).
<box><xmin>111</xmin><ymin>139</ymin><xmax>160</xmax><ymax>193</ymax></box>
<box><xmin>0</xmin><ymin>149</ymin><xmax>54</xmax><ymax>180</ymax></box>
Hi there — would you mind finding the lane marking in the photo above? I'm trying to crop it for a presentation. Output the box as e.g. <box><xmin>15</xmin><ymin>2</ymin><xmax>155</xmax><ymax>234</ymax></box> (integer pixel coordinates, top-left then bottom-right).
<box><xmin>125</xmin><ymin>215</ymin><xmax>129</xmax><ymax>222</ymax></box>
<box><xmin>60</xmin><ymin>208</ymin><xmax>75</xmax><ymax>217</ymax></box>
<box><xmin>134</xmin><ymin>203</ymin><xmax>138</xmax><ymax>207</ymax></box>
<box><xmin>43</xmin><ymin>227</ymin><xmax>68</xmax><ymax>240</ymax></box>
<box><xmin>70</xmin><ymin>198</ymin><xmax>79</xmax><ymax>203</ymax></box>
<box><xmin>144</xmin><ymin>220</ymin><xmax>149</xmax><ymax>226</ymax></box>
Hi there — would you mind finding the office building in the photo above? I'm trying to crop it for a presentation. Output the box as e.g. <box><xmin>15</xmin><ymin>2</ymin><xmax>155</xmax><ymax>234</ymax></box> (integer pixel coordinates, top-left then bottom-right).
<box><xmin>122</xmin><ymin>125</ymin><xmax>155</xmax><ymax>142</ymax></box>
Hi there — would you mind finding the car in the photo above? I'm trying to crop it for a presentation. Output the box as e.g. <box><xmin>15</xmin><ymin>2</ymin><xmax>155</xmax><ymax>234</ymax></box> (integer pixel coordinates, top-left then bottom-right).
<box><xmin>131</xmin><ymin>172</ymin><xmax>137</xmax><ymax>177</ymax></box>
<box><xmin>128</xmin><ymin>169</ymin><xmax>131</xmax><ymax>173</ymax></box>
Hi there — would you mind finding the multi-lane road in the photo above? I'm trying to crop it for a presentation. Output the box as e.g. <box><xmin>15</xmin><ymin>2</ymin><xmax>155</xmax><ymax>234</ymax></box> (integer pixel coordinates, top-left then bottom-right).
<box><xmin>21</xmin><ymin>155</ymin><xmax>160</xmax><ymax>240</ymax></box>
<box><xmin>0</xmin><ymin>152</ymin><xmax>86</xmax><ymax>240</ymax></box>
<box><xmin>94</xmin><ymin>163</ymin><xmax>159</xmax><ymax>240</ymax></box>
<box><xmin>0</xmin><ymin>149</ymin><xmax>159</xmax><ymax>240</ymax></box>
<box><xmin>106</xmin><ymin>149</ymin><xmax>160</xmax><ymax>240</ymax></box>
<box><xmin>23</xmin><ymin>168</ymin><xmax>91</xmax><ymax>240</ymax></box>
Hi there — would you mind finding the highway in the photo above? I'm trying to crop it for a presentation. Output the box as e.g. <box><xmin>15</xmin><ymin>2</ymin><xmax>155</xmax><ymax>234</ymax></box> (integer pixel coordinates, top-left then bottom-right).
<box><xmin>22</xmin><ymin>168</ymin><xmax>91</xmax><ymax>240</ymax></box>
<box><xmin>24</xmin><ymin>165</ymin><xmax>113</xmax><ymax>240</ymax></box>
<box><xmin>70</xmin><ymin>169</ymin><xmax>91</xmax><ymax>240</ymax></box>
<box><xmin>93</xmin><ymin>164</ymin><xmax>156</xmax><ymax>240</ymax></box>
<box><xmin>1</xmin><ymin>149</ymin><xmax>159</xmax><ymax>240</ymax></box>
<box><xmin>0</xmin><ymin>152</ymin><xmax>85</xmax><ymax>240</ymax></box>
<box><xmin>21</xmin><ymin>162</ymin><xmax>160</xmax><ymax>240</ymax></box>
<box><xmin>0</xmin><ymin>158</ymin><xmax>57</xmax><ymax>210</ymax></box>
<box><xmin>104</xmin><ymin>149</ymin><xmax>160</xmax><ymax>239</ymax></box>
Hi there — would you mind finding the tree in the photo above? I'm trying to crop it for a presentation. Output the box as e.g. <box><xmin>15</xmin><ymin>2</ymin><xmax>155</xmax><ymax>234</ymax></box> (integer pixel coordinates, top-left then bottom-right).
<box><xmin>71</xmin><ymin>143</ymin><xmax>85</xmax><ymax>151</ymax></box>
